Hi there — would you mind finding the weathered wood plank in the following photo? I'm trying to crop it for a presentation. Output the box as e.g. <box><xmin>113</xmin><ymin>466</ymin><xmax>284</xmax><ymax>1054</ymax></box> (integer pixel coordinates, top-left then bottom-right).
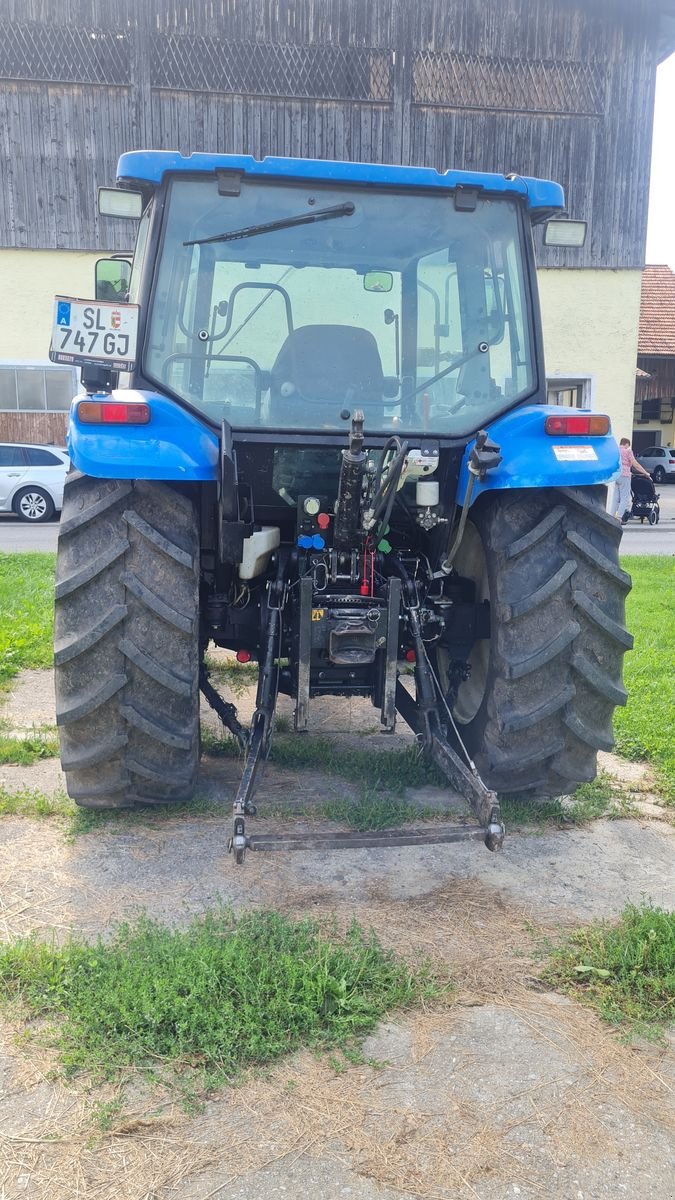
<box><xmin>0</xmin><ymin>411</ymin><xmax>69</xmax><ymax>445</ymax></box>
<box><xmin>0</xmin><ymin>0</ymin><xmax>666</xmax><ymax>268</ymax></box>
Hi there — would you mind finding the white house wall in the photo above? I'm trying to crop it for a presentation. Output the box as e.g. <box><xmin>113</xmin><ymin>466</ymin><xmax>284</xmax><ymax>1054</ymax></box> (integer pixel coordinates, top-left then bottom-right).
<box><xmin>538</xmin><ymin>268</ymin><xmax>643</xmax><ymax>440</ymax></box>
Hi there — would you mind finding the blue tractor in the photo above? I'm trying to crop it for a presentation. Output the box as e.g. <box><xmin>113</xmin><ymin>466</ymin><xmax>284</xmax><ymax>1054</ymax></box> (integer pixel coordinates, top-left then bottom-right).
<box><xmin>50</xmin><ymin>151</ymin><xmax>631</xmax><ymax>862</ymax></box>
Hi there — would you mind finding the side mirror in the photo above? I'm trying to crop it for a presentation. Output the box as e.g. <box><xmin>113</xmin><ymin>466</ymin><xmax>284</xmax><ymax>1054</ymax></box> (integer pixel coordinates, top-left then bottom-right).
<box><xmin>544</xmin><ymin>220</ymin><xmax>587</xmax><ymax>248</ymax></box>
<box><xmin>364</xmin><ymin>271</ymin><xmax>393</xmax><ymax>293</ymax></box>
<box><xmin>95</xmin><ymin>257</ymin><xmax>131</xmax><ymax>302</ymax></box>
<box><xmin>98</xmin><ymin>187</ymin><xmax>143</xmax><ymax>219</ymax></box>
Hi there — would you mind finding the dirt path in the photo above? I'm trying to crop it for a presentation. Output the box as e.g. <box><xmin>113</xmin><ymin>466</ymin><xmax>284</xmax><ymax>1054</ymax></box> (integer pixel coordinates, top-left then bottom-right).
<box><xmin>0</xmin><ymin>669</ymin><xmax>673</xmax><ymax>1199</ymax></box>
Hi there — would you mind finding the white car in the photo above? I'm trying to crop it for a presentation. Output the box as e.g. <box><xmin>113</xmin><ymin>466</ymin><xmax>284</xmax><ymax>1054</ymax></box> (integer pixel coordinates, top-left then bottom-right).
<box><xmin>0</xmin><ymin>443</ymin><xmax>69</xmax><ymax>522</ymax></box>
<box><xmin>635</xmin><ymin>445</ymin><xmax>675</xmax><ymax>483</ymax></box>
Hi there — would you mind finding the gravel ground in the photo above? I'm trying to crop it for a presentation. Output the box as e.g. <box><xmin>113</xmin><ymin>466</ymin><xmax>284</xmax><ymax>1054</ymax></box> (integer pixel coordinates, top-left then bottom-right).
<box><xmin>0</xmin><ymin>668</ymin><xmax>673</xmax><ymax>1200</ymax></box>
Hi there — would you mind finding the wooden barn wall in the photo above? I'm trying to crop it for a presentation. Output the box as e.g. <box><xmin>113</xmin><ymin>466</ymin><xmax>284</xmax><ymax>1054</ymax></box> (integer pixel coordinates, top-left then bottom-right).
<box><xmin>0</xmin><ymin>0</ymin><xmax>663</xmax><ymax>268</ymax></box>
<box><xmin>636</xmin><ymin>357</ymin><xmax>675</xmax><ymax>402</ymax></box>
<box><xmin>0</xmin><ymin>411</ymin><xmax>69</xmax><ymax>445</ymax></box>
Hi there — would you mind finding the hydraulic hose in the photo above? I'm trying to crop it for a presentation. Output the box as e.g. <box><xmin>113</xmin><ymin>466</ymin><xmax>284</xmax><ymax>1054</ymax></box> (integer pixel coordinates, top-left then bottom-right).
<box><xmin>373</xmin><ymin>450</ymin><xmax>407</xmax><ymax>544</ymax></box>
<box><xmin>366</xmin><ymin>437</ymin><xmax>408</xmax><ymax>538</ymax></box>
<box><xmin>439</xmin><ymin>470</ymin><xmax>476</xmax><ymax>574</ymax></box>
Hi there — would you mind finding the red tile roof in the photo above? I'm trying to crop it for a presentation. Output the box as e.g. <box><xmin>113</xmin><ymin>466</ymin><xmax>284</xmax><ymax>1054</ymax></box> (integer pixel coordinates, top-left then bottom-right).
<box><xmin>638</xmin><ymin>265</ymin><xmax>675</xmax><ymax>356</ymax></box>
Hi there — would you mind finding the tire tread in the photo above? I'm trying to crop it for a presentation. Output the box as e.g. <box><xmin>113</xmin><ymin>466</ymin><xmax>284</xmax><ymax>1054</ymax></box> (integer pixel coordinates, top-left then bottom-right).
<box><xmin>457</xmin><ymin>486</ymin><xmax>631</xmax><ymax>794</ymax></box>
<box><xmin>54</xmin><ymin>474</ymin><xmax>200</xmax><ymax>810</ymax></box>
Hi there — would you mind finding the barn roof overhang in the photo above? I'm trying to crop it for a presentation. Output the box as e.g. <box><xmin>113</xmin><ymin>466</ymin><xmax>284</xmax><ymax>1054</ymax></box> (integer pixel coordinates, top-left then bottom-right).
<box><xmin>642</xmin><ymin>0</ymin><xmax>675</xmax><ymax>61</ymax></box>
<box><xmin>595</xmin><ymin>0</ymin><xmax>675</xmax><ymax>61</ymax></box>
<box><xmin>657</xmin><ymin>14</ymin><xmax>675</xmax><ymax>61</ymax></box>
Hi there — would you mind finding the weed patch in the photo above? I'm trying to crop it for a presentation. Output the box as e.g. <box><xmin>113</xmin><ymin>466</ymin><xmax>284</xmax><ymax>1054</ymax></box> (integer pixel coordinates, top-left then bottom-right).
<box><xmin>0</xmin><ymin>729</ymin><xmax>60</xmax><ymax>765</ymax></box>
<box><xmin>500</xmin><ymin>773</ymin><xmax>636</xmax><ymax>829</ymax></box>
<box><xmin>66</xmin><ymin>793</ymin><xmax>227</xmax><ymax>836</ymax></box>
<box><xmin>0</xmin><ymin>909</ymin><xmax>442</xmax><ymax>1097</ymax></box>
<box><xmin>0</xmin><ymin>552</ymin><xmax>55</xmax><ymax>688</ymax></box>
<box><xmin>273</xmin><ymin>736</ymin><xmax>443</xmax><ymax>791</ymax></box>
<box><xmin>543</xmin><ymin>902</ymin><xmax>675</xmax><ymax>1038</ymax></box>
<box><xmin>321</xmin><ymin>788</ymin><xmax>441</xmax><ymax>832</ymax></box>
<box><xmin>0</xmin><ymin>785</ymin><xmax>72</xmax><ymax>819</ymax></box>
<box><xmin>203</xmin><ymin>654</ymin><xmax>259</xmax><ymax>694</ymax></box>
<box><xmin>199</xmin><ymin>727</ymin><xmax>242</xmax><ymax>758</ymax></box>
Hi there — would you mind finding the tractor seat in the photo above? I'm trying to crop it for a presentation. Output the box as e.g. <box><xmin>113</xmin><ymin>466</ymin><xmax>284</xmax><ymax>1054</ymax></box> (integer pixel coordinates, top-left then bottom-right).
<box><xmin>271</xmin><ymin>325</ymin><xmax>386</xmax><ymax>406</ymax></box>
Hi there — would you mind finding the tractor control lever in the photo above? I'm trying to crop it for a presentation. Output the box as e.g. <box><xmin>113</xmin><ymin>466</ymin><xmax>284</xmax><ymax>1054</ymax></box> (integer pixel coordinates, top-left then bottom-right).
<box><xmin>469</xmin><ymin>430</ymin><xmax>502</xmax><ymax>481</ymax></box>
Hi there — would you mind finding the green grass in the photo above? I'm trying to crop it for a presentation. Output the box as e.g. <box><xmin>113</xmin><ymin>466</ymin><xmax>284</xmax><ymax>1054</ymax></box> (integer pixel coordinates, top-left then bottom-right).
<box><xmin>198</xmin><ymin>727</ymin><xmax>436</xmax><ymax>797</ymax></box>
<box><xmin>271</xmin><ymin>736</ymin><xmax>445</xmax><ymax>791</ymax></box>
<box><xmin>500</xmin><ymin>772</ymin><xmax>636</xmax><ymax>829</ymax></box>
<box><xmin>320</xmin><ymin>788</ymin><xmax>441</xmax><ymax>832</ymax></box>
<box><xmin>0</xmin><ymin>784</ymin><xmax>72</xmax><ymax>819</ymax></box>
<box><xmin>0</xmin><ymin>552</ymin><xmax>55</xmax><ymax>689</ymax></box>
<box><xmin>0</xmin><ymin>909</ymin><xmax>442</xmax><ymax>1094</ymax></box>
<box><xmin>616</xmin><ymin>557</ymin><xmax>675</xmax><ymax>803</ymax></box>
<box><xmin>66</xmin><ymin>792</ymin><xmax>228</xmax><ymax>837</ymax></box>
<box><xmin>543</xmin><ymin>903</ymin><xmax>675</xmax><ymax>1039</ymax></box>
<box><xmin>0</xmin><ymin>730</ymin><xmax>60</xmax><ymax>765</ymax></box>
<box><xmin>203</xmin><ymin>654</ymin><xmax>259</xmax><ymax>694</ymax></box>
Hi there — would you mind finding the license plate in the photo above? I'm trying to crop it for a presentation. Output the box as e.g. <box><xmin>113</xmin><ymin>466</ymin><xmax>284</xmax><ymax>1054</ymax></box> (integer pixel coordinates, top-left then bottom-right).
<box><xmin>552</xmin><ymin>445</ymin><xmax>598</xmax><ymax>462</ymax></box>
<box><xmin>49</xmin><ymin>296</ymin><xmax>139</xmax><ymax>371</ymax></box>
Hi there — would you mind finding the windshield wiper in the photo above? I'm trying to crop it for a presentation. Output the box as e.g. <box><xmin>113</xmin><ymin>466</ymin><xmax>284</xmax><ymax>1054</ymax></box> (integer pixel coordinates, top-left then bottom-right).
<box><xmin>184</xmin><ymin>202</ymin><xmax>355</xmax><ymax>247</ymax></box>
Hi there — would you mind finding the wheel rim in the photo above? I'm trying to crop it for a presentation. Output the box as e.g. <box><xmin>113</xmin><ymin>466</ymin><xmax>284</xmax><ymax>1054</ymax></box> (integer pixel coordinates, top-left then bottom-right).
<box><xmin>438</xmin><ymin>521</ymin><xmax>490</xmax><ymax>726</ymax></box>
<box><xmin>654</xmin><ymin>469</ymin><xmax>664</xmax><ymax>483</ymax></box>
<box><xmin>19</xmin><ymin>492</ymin><xmax>48</xmax><ymax>520</ymax></box>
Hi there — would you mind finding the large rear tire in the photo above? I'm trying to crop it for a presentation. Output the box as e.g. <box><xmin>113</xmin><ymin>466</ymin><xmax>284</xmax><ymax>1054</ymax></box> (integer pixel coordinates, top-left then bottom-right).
<box><xmin>54</xmin><ymin>474</ymin><xmax>200</xmax><ymax>808</ymax></box>
<box><xmin>449</xmin><ymin>486</ymin><xmax>632</xmax><ymax>795</ymax></box>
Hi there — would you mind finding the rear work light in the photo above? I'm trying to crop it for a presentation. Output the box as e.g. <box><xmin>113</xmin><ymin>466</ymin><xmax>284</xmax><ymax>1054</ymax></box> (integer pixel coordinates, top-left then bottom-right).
<box><xmin>544</xmin><ymin>413</ymin><xmax>610</xmax><ymax>436</ymax></box>
<box><xmin>78</xmin><ymin>401</ymin><xmax>150</xmax><ymax>425</ymax></box>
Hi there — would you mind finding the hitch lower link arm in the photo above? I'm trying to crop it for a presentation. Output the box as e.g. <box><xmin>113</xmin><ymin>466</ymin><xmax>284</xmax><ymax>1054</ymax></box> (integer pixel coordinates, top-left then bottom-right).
<box><xmin>395</xmin><ymin>568</ymin><xmax>504</xmax><ymax>851</ymax></box>
<box><xmin>229</xmin><ymin>576</ymin><xmax>286</xmax><ymax>865</ymax></box>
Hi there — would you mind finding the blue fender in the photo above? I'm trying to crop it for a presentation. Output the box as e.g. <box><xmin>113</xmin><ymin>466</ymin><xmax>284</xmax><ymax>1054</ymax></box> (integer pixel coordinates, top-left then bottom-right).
<box><xmin>67</xmin><ymin>391</ymin><xmax>219</xmax><ymax>481</ymax></box>
<box><xmin>456</xmin><ymin>405</ymin><xmax>620</xmax><ymax>506</ymax></box>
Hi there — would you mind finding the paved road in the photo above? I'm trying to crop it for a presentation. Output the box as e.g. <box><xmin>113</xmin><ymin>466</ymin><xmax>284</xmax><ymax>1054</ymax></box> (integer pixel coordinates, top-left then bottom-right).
<box><xmin>1</xmin><ymin>488</ymin><xmax>674</xmax><ymax>554</ymax></box>
<box><xmin>0</xmin><ymin>515</ymin><xmax>60</xmax><ymax>552</ymax></box>
<box><xmin>617</xmin><ymin>484</ymin><xmax>675</xmax><ymax>555</ymax></box>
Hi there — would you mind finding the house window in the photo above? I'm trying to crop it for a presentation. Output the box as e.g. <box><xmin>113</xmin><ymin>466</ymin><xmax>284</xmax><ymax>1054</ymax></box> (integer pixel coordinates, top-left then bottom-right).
<box><xmin>0</xmin><ymin>364</ymin><xmax>77</xmax><ymax>412</ymax></box>
<box><xmin>640</xmin><ymin>397</ymin><xmax>661</xmax><ymax>421</ymax></box>
<box><xmin>547</xmin><ymin>377</ymin><xmax>593</xmax><ymax>408</ymax></box>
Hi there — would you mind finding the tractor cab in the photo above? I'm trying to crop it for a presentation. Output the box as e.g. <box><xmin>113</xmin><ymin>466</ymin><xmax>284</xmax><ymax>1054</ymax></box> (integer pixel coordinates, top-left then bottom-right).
<box><xmin>99</xmin><ymin>152</ymin><xmax>561</xmax><ymax>443</ymax></box>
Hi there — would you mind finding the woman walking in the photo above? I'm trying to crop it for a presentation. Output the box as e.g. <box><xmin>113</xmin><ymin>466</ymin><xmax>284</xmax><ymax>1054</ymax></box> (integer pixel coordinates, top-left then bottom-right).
<box><xmin>615</xmin><ymin>437</ymin><xmax>652</xmax><ymax>524</ymax></box>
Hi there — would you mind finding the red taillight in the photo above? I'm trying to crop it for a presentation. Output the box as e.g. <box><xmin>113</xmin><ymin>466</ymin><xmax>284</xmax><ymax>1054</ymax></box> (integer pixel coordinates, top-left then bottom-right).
<box><xmin>78</xmin><ymin>401</ymin><xmax>150</xmax><ymax>425</ymax></box>
<box><xmin>544</xmin><ymin>413</ymin><xmax>610</xmax><ymax>436</ymax></box>
<box><xmin>404</xmin><ymin>649</ymin><xmax>416</xmax><ymax>663</ymax></box>
<box><xmin>236</xmin><ymin>649</ymin><xmax>252</xmax><ymax>664</ymax></box>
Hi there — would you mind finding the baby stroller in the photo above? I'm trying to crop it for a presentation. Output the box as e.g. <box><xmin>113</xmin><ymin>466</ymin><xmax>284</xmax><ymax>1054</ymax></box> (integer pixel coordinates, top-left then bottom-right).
<box><xmin>629</xmin><ymin>474</ymin><xmax>660</xmax><ymax>525</ymax></box>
